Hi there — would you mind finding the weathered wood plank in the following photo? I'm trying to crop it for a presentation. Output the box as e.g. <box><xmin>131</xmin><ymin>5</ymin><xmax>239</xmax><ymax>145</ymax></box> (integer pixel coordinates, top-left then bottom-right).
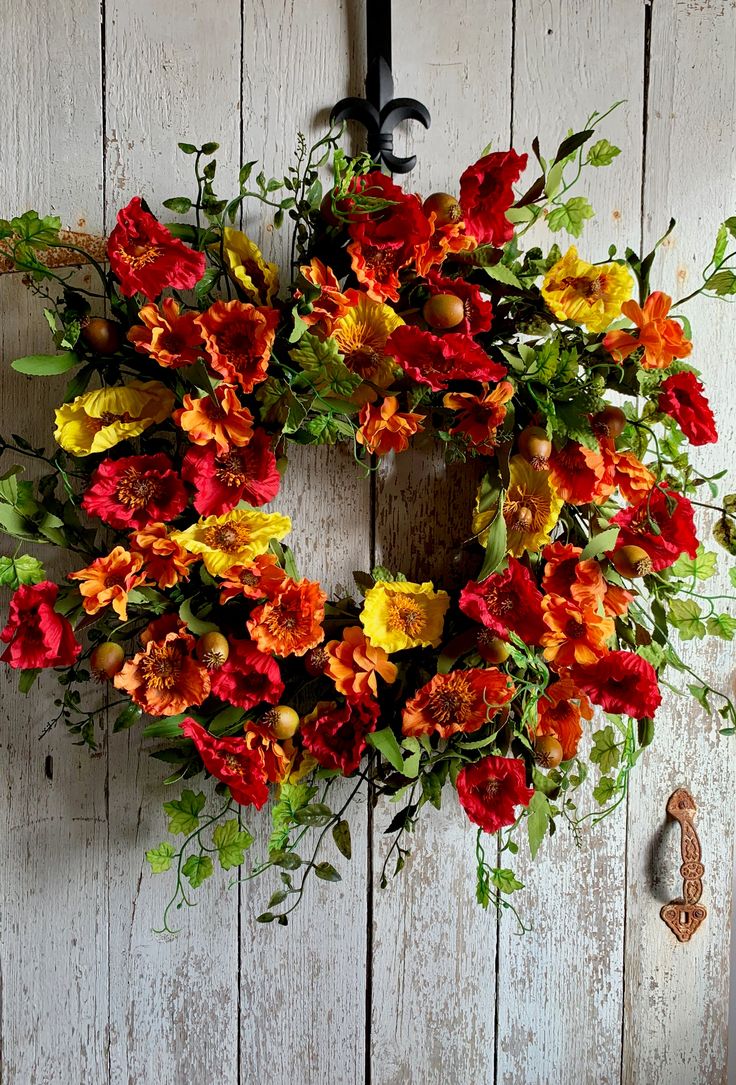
<box><xmin>103</xmin><ymin>3</ymin><xmax>242</xmax><ymax>1081</ymax></box>
<box><xmin>623</xmin><ymin>3</ymin><xmax>736</xmax><ymax>1082</ymax></box>
<box><xmin>237</xmin><ymin>5</ymin><xmax>371</xmax><ymax>1085</ymax></box>
<box><xmin>370</xmin><ymin>6</ymin><xmax>513</xmax><ymax>1083</ymax></box>
<box><xmin>0</xmin><ymin>3</ymin><xmax>107</xmax><ymax>1082</ymax></box>
<box><xmin>495</xmin><ymin>5</ymin><xmax>645</xmax><ymax>1084</ymax></box>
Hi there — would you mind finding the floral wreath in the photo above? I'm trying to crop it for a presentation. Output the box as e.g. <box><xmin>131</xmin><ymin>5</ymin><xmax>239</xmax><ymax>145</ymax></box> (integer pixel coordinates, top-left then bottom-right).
<box><xmin>2</xmin><ymin>107</ymin><xmax>736</xmax><ymax>931</ymax></box>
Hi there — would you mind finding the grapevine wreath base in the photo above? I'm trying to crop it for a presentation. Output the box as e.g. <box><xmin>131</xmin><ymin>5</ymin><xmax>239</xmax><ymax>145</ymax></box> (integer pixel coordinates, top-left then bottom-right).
<box><xmin>1</xmin><ymin>108</ymin><xmax>736</xmax><ymax>929</ymax></box>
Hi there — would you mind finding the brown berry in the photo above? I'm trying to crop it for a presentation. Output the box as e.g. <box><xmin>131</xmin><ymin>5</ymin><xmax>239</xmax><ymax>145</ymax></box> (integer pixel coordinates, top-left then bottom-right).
<box><xmin>81</xmin><ymin>316</ymin><xmax>123</xmax><ymax>355</ymax></box>
<box><xmin>422</xmin><ymin>293</ymin><xmax>465</xmax><ymax>330</ymax></box>
<box><xmin>534</xmin><ymin>735</ymin><xmax>564</xmax><ymax>769</ymax></box>
<box><xmin>511</xmin><ymin>505</ymin><xmax>534</xmax><ymax>532</ymax></box>
<box><xmin>593</xmin><ymin>405</ymin><xmax>627</xmax><ymax>439</ymax></box>
<box><xmin>518</xmin><ymin>425</ymin><xmax>552</xmax><ymax>469</ymax></box>
<box><xmin>611</xmin><ymin>544</ymin><xmax>653</xmax><ymax>579</ymax></box>
<box><xmin>477</xmin><ymin>633</ymin><xmax>511</xmax><ymax>664</ymax></box>
<box><xmin>422</xmin><ymin>192</ymin><xmax>462</xmax><ymax>227</ymax></box>
<box><xmin>90</xmin><ymin>641</ymin><xmax>125</xmax><ymax>680</ymax></box>
<box><xmin>264</xmin><ymin>705</ymin><xmax>301</xmax><ymax>740</ymax></box>
<box><xmin>196</xmin><ymin>631</ymin><xmax>230</xmax><ymax>669</ymax></box>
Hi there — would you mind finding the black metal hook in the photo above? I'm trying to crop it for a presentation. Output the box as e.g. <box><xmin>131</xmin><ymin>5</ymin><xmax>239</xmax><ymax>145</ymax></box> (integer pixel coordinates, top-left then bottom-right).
<box><xmin>331</xmin><ymin>0</ymin><xmax>430</xmax><ymax>173</ymax></box>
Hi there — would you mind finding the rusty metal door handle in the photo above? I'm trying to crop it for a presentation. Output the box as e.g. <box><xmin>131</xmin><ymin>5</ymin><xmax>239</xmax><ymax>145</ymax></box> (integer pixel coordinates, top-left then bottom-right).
<box><xmin>660</xmin><ymin>788</ymin><xmax>707</xmax><ymax>942</ymax></box>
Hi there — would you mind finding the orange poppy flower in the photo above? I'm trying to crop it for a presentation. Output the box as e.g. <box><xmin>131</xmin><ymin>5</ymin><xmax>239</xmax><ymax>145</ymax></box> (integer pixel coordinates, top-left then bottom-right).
<box><xmin>219</xmin><ymin>553</ymin><xmax>289</xmax><ymax>604</ymax></box>
<box><xmin>298</xmin><ymin>258</ymin><xmax>352</xmax><ymax>331</ymax></box>
<box><xmin>443</xmin><ymin>381</ymin><xmax>514</xmax><ymax>453</ymax></box>
<box><xmin>356</xmin><ymin>396</ymin><xmax>425</xmax><ymax>456</ymax></box>
<box><xmin>68</xmin><ymin>546</ymin><xmax>145</xmax><ymax>621</ymax></box>
<box><xmin>243</xmin><ymin>724</ymin><xmax>291</xmax><ymax>784</ymax></box>
<box><xmin>247</xmin><ymin>577</ymin><xmax>327</xmax><ymax>657</ymax></box>
<box><xmin>114</xmin><ymin>630</ymin><xmax>210</xmax><ymax>716</ymax></box>
<box><xmin>127</xmin><ymin>296</ymin><xmax>203</xmax><ymax>368</ymax></box>
<box><xmin>402</xmin><ymin>667</ymin><xmax>515</xmax><ymax>740</ymax></box>
<box><xmin>535</xmin><ymin>678</ymin><xmax>594</xmax><ymax>760</ymax></box>
<box><xmin>129</xmin><ymin>522</ymin><xmax>197</xmax><ymax>589</ymax></box>
<box><xmin>541</xmin><ymin>594</ymin><xmax>614</xmax><ymax>668</ymax></box>
<box><xmin>172</xmin><ymin>383</ymin><xmax>254</xmax><ymax>453</ymax></box>
<box><xmin>542</xmin><ymin>542</ymin><xmax>632</xmax><ymax>618</ymax></box>
<box><xmin>611</xmin><ymin>448</ymin><xmax>656</xmax><ymax>504</ymax></box>
<box><xmin>195</xmin><ymin>299</ymin><xmax>279</xmax><ymax>392</ymax></box>
<box><xmin>603</xmin><ymin>291</ymin><xmax>692</xmax><ymax>370</ymax></box>
<box><xmin>414</xmin><ymin>214</ymin><xmax>476</xmax><ymax>277</ymax></box>
<box><xmin>325</xmin><ymin>626</ymin><xmax>398</xmax><ymax>700</ymax></box>
<box><xmin>548</xmin><ymin>441</ymin><xmax>606</xmax><ymax>505</ymax></box>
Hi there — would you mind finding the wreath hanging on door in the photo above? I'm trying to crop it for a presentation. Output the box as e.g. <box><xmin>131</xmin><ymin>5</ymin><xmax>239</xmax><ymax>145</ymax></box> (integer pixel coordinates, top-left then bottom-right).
<box><xmin>1</xmin><ymin>110</ymin><xmax>735</xmax><ymax>930</ymax></box>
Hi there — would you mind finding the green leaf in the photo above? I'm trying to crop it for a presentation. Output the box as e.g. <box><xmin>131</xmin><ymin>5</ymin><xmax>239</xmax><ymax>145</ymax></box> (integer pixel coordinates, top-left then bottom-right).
<box><xmin>587</xmin><ymin>139</ymin><xmax>621</xmax><ymax>167</ymax></box>
<box><xmin>366</xmin><ymin>727</ymin><xmax>405</xmax><ymax>773</ymax></box>
<box><xmin>194</xmin><ymin>266</ymin><xmax>219</xmax><ymax>301</ymax></box>
<box><xmin>11</xmin><ymin>352</ymin><xmax>78</xmax><ymax>376</ymax></box>
<box><xmin>0</xmin><ymin>505</ymin><xmax>37</xmax><ymax>541</ymax></box>
<box><xmin>290</xmin><ymin>332</ymin><xmax>361</xmax><ymax>399</ymax></box>
<box><xmin>483</xmin><ymin>262</ymin><xmax>523</xmax><ymax>288</ymax></box>
<box><xmin>332</xmin><ymin>819</ymin><xmax>352</xmax><ymax>860</ymax></box>
<box><xmin>590</xmin><ymin>726</ymin><xmax>620</xmax><ymax>774</ymax></box>
<box><xmin>671</xmin><ymin>546</ymin><xmax>717</xmax><ymax>581</ymax></box>
<box><xmin>553</xmin><ymin>128</ymin><xmax>595</xmax><ymax>164</ymax></box>
<box><xmin>580</xmin><ymin>526</ymin><xmax>619</xmax><ymax>561</ymax></box>
<box><xmin>314</xmin><ymin>861</ymin><xmax>341</xmax><ymax>882</ymax></box>
<box><xmin>178</xmin><ymin>596</ymin><xmax>218</xmax><ymax>635</ymax></box>
<box><xmin>668</xmin><ymin>598</ymin><xmax>706</xmax><ymax>641</ymax></box>
<box><xmin>146</xmin><ymin>842</ymin><xmax>176</xmax><ymax>873</ymax></box>
<box><xmin>705</xmin><ymin>269</ymin><xmax>736</xmax><ymax>296</ymax></box>
<box><xmin>688</xmin><ymin>683</ymin><xmax>712</xmax><ymax>711</ymax></box>
<box><xmin>18</xmin><ymin>668</ymin><xmax>40</xmax><ymax>694</ymax></box>
<box><xmin>178</xmin><ymin>142</ymin><xmax>198</xmax><ymax>154</ymax></box>
<box><xmin>163</xmin><ymin>789</ymin><xmax>206</xmax><ymax>835</ymax></box>
<box><xmin>113</xmin><ymin>703</ymin><xmax>143</xmax><ymax>733</ymax></box>
<box><xmin>526</xmin><ymin>791</ymin><xmax>551</xmax><ymax>859</ymax></box>
<box><xmin>0</xmin><ymin>554</ymin><xmax>45</xmax><ymax>589</ymax></box>
<box><xmin>477</xmin><ymin>491</ymin><xmax>507</xmax><ymax>580</ymax></box>
<box><xmin>212</xmin><ymin>818</ymin><xmax>253</xmax><ymax>869</ymax></box>
<box><xmin>707</xmin><ymin>613</ymin><xmax>736</xmax><ymax>640</ymax></box>
<box><xmin>712</xmin><ymin>223</ymin><xmax>729</xmax><ymax>267</ymax></box>
<box><xmin>162</xmin><ymin>196</ymin><xmax>193</xmax><ymax>214</ymax></box>
<box><xmin>547</xmin><ymin>196</ymin><xmax>595</xmax><ymax>238</ymax></box>
<box><xmin>269</xmin><ymin>781</ymin><xmax>317</xmax><ymax>852</ymax></box>
<box><xmin>593</xmin><ymin>776</ymin><xmax>618</xmax><ymax>805</ymax></box>
<box><xmin>182</xmin><ymin>853</ymin><xmax>213</xmax><ymax>888</ymax></box>
<box><xmin>489</xmin><ymin>867</ymin><xmax>524</xmax><ymax>894</ymax></box>
<box><xmin>420</xmin><ymin>770</ymin><xmax>443</xmax><ymax>810</ymax></box>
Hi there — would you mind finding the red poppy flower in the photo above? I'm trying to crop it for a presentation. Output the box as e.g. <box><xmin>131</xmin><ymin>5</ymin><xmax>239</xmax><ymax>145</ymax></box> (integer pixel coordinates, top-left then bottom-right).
<box><xmin>443</xmin><ymin>381</ymin><xmax>514</xmax><ymax>453</ymax></box>
<box><xmin>1</xmin><ymin>581</ymin><xmax>81</xmax><ymax>670</ymax></box>
<box><xmin>456</xmin><ymin>754</ymin><xmax>533</xmax><ymax>834</ymax></box>
<box><xmin>195</xmin><ymin>299</ymin><xmax>279</xmax><ymax>392</ymax></box>
<box><xmin>209</xmin><ymin>638</ymin><xmax>284</xmax><ymax>710</ymax></box>
<box><xmin>300</xmin><ymin>697</ymin><xmax>380</xmax><ymax>775</ymax></box>
<box><xmin>386</xmin><ymin>325</ymin><xmax>506</xmax><ymax>391</ymax></box>
<box><xmin>182</xmin><ymin>430</ymin><xmax>280</xmax><ymax>516</ymax></box>
<box><xmin>107</xmin><ymin>197</ymin><xmax>206</xmax><ymax>300</ymax></box>
<box><xmin>548</xmin><ymin>441</ymin><xmax>606</xmax><ymax>505</ymax></box>
<box><xmin>611</xmin><ymin>485</ymin><xmax>698</xmax><ymax>572</ymax></box>
<box><xmin>82</xmin><ymin>453</ymin><xmax>188</xmax><ymax>530</ymax></box>
<box><xmin>459</xmin><ymin>558</ymin><xmax>545</xmax><ymax>644</ymax></box>
<box><xmin>658</xmin><ymin>370</ymin><xmax>718</xmax><ymax>446</ymax></box>
<box><xmin>574</xmin><ymin>650</ymin><xmax>662</xmax><ymax>719</ymax></box>
<box><xmin>459</xmin><ymin>149</ymin><xmax>528</xmax><ymax>247</ymax></box>
<box><xmin>180</xmin><ymin>718</ymin><xmax>269</xmax><ymax>808</ymax></box>
<box><xmin>426</xmin><ymin>271</ymin><xmax>493</xmax><ymax>335</ymax></box>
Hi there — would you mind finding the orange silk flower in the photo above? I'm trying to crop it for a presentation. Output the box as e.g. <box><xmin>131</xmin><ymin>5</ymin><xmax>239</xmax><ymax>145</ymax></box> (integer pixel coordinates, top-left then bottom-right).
<box><xmin>325</xmin><ymin>626</ymin><xmax>398</xmax><ymax>700</ymax></box>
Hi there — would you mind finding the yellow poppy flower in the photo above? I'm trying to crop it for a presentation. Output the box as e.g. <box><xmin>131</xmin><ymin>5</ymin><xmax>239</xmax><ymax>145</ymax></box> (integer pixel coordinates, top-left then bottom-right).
<box><xmin>222</xmin><ymin>227</ymin><xmax>279</xmax><ymax>305</ymax></box>
<box><xmin>541</xmin><ymin>246</ymin><xmax>633</xmax><ymax>333</ymax></box>
<box><xmin>360</xmin><ymin>580</ymin><xmax>450</xmax><ymax>653</ymax></box>
<box><xmin>332</xmin><ymin>290</ymin><xmax>404</xmax><ymax>401</ymax></box>
<box><xmin>474</xmin><ymin>455</ymin><xmax>563</xmax><ymax>557</ymax></box>
<box><xmin>54</xmin><ymin>379</ymin><xmax>174</xmax><ymax>456</ymax></box>
<box><xmin>171</xmin><ymin>508</ymin><xmax>291</xmax><ymax>576</ymax></box>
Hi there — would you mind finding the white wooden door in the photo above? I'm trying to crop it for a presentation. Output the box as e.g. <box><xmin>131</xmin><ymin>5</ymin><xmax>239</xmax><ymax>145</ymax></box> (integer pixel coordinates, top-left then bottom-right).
<box><xmin>0</xmin><ymin>2</ymin><xmax>734</xmax><ymax>1083</ymax></box>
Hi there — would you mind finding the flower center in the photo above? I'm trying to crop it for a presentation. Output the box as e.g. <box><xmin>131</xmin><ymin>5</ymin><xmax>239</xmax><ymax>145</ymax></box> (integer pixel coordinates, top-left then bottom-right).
<box><xmin>215</xmin><ymin>322</ymin><xmax>257</xmax><ymax>362</ymax></box>
<box><xmin>138</xmin><ymin>643</ymin><xmax>182</xmax><ymax>689</ymax></box>
<box><xmin>484</xmin><ymin>587</ymin><xmax>513</xmax><ymax>615</ymax></box>
<box><xmin>116</xmin><ymin>467</ymin><xmax>159</xmax><ymax>509</ymax></box>
<box><xmin>426</xmin><ymin>673</ymin><xmax>476</xmax><ymax>729</ymax></box>
<box><xmin>563</xmin><ymin>273</ymin><xmax>604</xmax><ymax>300</ymax></box>
<box><xmin>483</xmin><ymin>779</ymin><xmax>501</xmax><ymax>798</ymax></box>
<box><xmin>224</xmin><ymin>753</ymin><xmax>249</xmax><ymax>778</ymax></box>
<box><xmin>385</xmin><ymin>592</ymin><xmax>425</xmax><ymax>637</ymax></box>
<box><xmin>204</xmin><ymin>522</ymin><xmax>251</xmax><ymax>552</ymax></box>
<box><xmin>215</xmin><ymin>451</ymin><xmax>247</xmax><ymax>487</ymax></box>
<box><xmin>117</xmin><ymin>243</ymin><xmax>162</xmax><ymax>269</ymax></box>
<box><xmin>565</xmin><ymin>618</ymin><xmax>585</xmax><ymax>639</ymax></box>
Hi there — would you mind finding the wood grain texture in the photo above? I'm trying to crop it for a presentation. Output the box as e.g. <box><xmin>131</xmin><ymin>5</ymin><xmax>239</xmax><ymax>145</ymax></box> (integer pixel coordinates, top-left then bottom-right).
<box><xmin>104</xmin><ymin>3</ymin><xmax>242</xmax><ymax>1081</ymax></box>
<box><xmin>622</xmin><ymin>3</ymin><xmax>736</xmax><ymax>1082</ymax></box>
<box><xmin>495</xmin><ymin>6</ymin><xmax>645</xmax><ymax>1084</ymax></box>
<box><xmin>0</xmin><ymin>2</ymin><xmax>107</xmax><ymax>1082</ymax></box>
<box><xmin>370</xmin><ymin>6</ymin><xmax>513</xmax><ymax>1083</ymax></box>
<box><xmin>238</xmin><ymin>5</ymin><xmax>371</xmax><ymax>1084</ymax></box>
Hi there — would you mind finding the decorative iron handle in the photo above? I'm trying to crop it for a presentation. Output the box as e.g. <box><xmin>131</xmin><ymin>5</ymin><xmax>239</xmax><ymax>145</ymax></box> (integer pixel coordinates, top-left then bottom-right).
<box><xmin>660</xmin><ymin>788</ymin><xmax>707</xmax><ymax>943</ymax></box>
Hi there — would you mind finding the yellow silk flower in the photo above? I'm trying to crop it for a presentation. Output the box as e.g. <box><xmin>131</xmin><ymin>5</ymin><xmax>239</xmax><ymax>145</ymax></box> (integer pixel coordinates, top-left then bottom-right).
<box><xmin>54</xmin><ymin>379</ymin><xmax>174</xmax><ymax>456</ymax></box>
<box><xmin>360</xmin><ymin>580</ymin><xmax>450</xmax><ymax>653</ymax></box>
<box><xmin>222</xmin><ymin>227</ymin><xmax>279</xmax><ymax>305</ymax></box>
<box><xmin>171</xmin><ymin>508</ymin><xmax>291</xmax><ymax>576</ymax></box>
<box><xmin>331</xmin><ymin>292</ymin><xmax>404</xmax><ymax>401</ymax></box>
<box><xmin>474</xmin><ymin>455</ymin><xmax>563</xmax><ymax>558</ymax></box>
<box><xmin>541</xmin><ymin>246</ymin><xmax>633</xmax><ymax>333</ymax></box>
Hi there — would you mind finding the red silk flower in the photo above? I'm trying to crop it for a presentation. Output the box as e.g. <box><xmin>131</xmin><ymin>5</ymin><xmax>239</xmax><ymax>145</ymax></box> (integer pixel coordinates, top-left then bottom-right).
<box><xmin>107</xmin><ymin>197</ymin><xmax>206</xmax><ymax>300</ymax></box>
<box><xmin>611</xmin><ymin>484</ymin><xmax>698</xmax><ymax>572</ymax></box>
<box><xmin>459</xmin><ymin>149</ymin><xmax>528</xmax><ymax>247</ymax></box>
<box><xmin>574</xmin><ymin>651</ymin><xmax>662</xmax><ymax>720</ymax></box>
<box><xmin>209</xmin><ymin>638</ymin><xmax>284</xmax><ymax>710</ymax></box>
<box><xmin>180</xmin><ymin>717</ymin><xmax>270</xmax><ymax>808</ymax></box>
<box><xmin>82</xmin><ymin>453</ymin><xmax>188</xmax><ymax>530</ymax></box>
<box><xmin>300</xmin><ymin>697</ymin><xmax>379</xmax><ymax>775</ymax></box>
<box><xmin>658</xmin><ymin>370</ymin><xmax>718</xmax><ymax>446</ymax></box>
<box><xmin>182</xmin><ymin>429</ymin><xmax>280</xmax><ymax>516</ymax></box>
<box><xmin>459</xmin><ymin>558</ymin><xmax>545</xmax><ymax>645</ymax></box>
<box><xmin>456</xmin><ymin>754</ymin><xmax>533</xmax><ymax>834</ymax></box>
<box><xmin>386</xmin><ymin>325</ymin><xmax>506</xmax><ymax>391</ymax></box>
<box><xmin>1</xmin><ymin>580</ymin><xmax>81</xmax><ymax>670</ymax></box>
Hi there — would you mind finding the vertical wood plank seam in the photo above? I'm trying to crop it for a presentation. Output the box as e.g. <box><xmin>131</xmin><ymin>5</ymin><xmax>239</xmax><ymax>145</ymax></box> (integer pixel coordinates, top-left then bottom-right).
<box><xmin>237</xmin><ymin>5</ymin><xmax>245</xmax><ymax>1081</ymax></box>
<box><xmin>366</xmin><ymin>458</ymin><xmax>377</xmax><ymax>1085</ymax></box>
<box><xmin>619</xmin><ymin>5</ymin><xmax>653</xmax><ymax>1083</ymax></box>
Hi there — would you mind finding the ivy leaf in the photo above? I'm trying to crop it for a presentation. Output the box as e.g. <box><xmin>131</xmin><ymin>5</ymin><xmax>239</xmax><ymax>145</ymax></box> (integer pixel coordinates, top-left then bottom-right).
<box><xmin>146</xmin><ymin>842</ymin><xmax>176</xmax><ymax>873</ymax></box>
<box><xmin>547</xmin><ymin>196</ymin><xmax>594</xmax><ymax>237</ymax></box>
<box><xmin>483</xmin><ymin>262</ymin><xmax>523</xmax><ymax>289</ymax></box>
<box><xmin>0</xmin><ymin>554</ymin><xmax>45</xmax><ymax>588</ymax></box>
<box><xmin>290</xmin><ymin>332</ymin><xmax>361</xmax><ymax>398</ymax></box>
<box><xmin>587</xmin><ymin>139</ymin><xmax>621</xmax><ymax>167</ymax></box>
<box><xmin>705</xmin><ymin>269</ymin><xmax>736</xmax><ymax>296</ymax></box>
<box><xmin>212</xmin><ymin>819</ymin><xmax>254</xmax><ymax>870</ymax></box>
<box><xmin>580</xmin><ymin>527</ymin><xmax>619</xmax><ymax>561</ymax></box>
<box><xmin>707</xmin><ymin>613</ymin><xmax>736</xmax><ymax>640</ymax></box>
<box><xmin>593</xmin><ymin>776</ymin><xmax>618</xmax><ymax>805</ymax></box>
<box><xmin>671</xmin><ymin>546</ymin><xmax>717</xmax><ymax>581</ymax></box>
<box><xmin>490</xmin><ymin>867</ymin><xmax>524</xmax><ymax>893</ymax></box>
<box><xmin>729</xmin><ymin>566</ymin><xmax>736</xmax><ymax>589</ymax></box>
<box><xmin>163</xmin><ymin>789</ymin><xmax>206</xmax><ymax>835</ymax></box>
<box><xmin>688</xmin><ymin>683</ymin><xmax>712</xmax><ymax>711</ymax></box>
<box><xmin>269</xmin><ymin>781</ymin><xmax>318</xmax><ymax>852</ymax></box>
<box><xmin>590</xmin><ymin>726</ymin><xmax>620</xmax><ymax>774</ymax></box>
<box><xmin>526</xmin><ymin>791</ymin><xmax>551</xmax><ymax>859</ymax></box>
<box><xmin>668</xmin><ymin>598</ymin><xmax>706</xmax><ymax>641</ymax></box>
<box><xmin>182</xmin><ymin>854</ymin><xmax>214</xmax><ymax>888</ymax></box>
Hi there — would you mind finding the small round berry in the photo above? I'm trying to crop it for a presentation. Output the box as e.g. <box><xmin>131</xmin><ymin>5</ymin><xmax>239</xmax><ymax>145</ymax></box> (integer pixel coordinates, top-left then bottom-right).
<box><xmin>263</xmin><ymin>705</ymin><xmax>301</xmax><ymax>740</ymax></box>
<box><xmin>90</xmin><ymin>641</ymin><xmax>125</xmax><ymax>680</ymax></box>
<box><xmin>534</xmin><ymin>735</ymin><xmax>564</xmax><ymax>769</ymax></box>
<box><xmin>196</xmin><ymin>631</ymin><xmax>230</xmax><ymax>669</ymax></box>
<box><xmin>80</xmin><ymin>316</ymin><xmax>123</xmax><ymax>355</ymax></box>
<box><xmin>518</xmin><ymin>425</ymin><xmax>552</xmax><ymax>469</ymax></box>
<box><xmin>422</xmin><ymin>293</ymin><xmax>465</xmax><ymax>330</ymax></box>
<box><xmin>593</xmin><ymin>405</ymin><xmax>627</xmax><ymax>439</ymax></box>
<box><xmin>611</xmin><ymin>544</ymin><xmax>653</xmax><ymax>579</ymax></box>
<box><xmin>422</xmin><ymin>192</ymin><xmax>462</xmax><ymax>226</ymax></box>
